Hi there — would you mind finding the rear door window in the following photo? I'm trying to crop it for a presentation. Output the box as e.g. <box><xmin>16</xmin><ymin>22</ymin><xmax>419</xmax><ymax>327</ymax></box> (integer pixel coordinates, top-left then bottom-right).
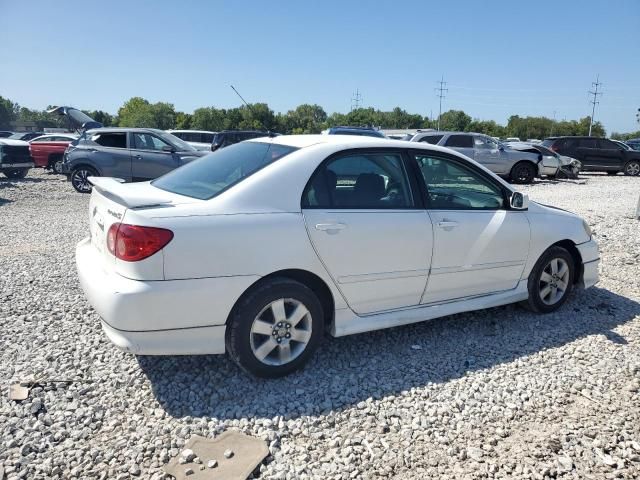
<box><xmin>579</xmin><ymin>138</ymin><xmax>598</xmax><ymax>148</ymax></box>
<box><xmin>92</xmin><ymin>133</ymin><xmax>127</xmax><ymax>149</ymax></box>
<box><xmin>419</xmin><ymin>135</ymin><xmax>443</xmax><ymax>144</ymax></box>
<box><xmin>444</xmin><ymin>135</ymin><xmax>473</xmax><ymax>148</ymax></box>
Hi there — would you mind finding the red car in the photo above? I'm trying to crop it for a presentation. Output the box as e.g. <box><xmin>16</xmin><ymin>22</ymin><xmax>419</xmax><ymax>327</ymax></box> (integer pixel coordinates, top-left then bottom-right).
<box><xmin>29</xmin><ymin>134</ymin><xmax>78</xmax><ymax>174</ymax></box>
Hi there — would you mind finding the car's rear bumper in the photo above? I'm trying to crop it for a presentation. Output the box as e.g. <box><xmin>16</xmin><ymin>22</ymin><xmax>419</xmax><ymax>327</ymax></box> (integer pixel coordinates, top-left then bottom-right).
<box><xmin>76</xmin><ymin>237</ymin><xmax>259</xmax><ymax>354</ymax></box>
<box><xmin>577</xmin><ymin>239</ymin><xmax>599</xmax><ymax>288</ymax></box>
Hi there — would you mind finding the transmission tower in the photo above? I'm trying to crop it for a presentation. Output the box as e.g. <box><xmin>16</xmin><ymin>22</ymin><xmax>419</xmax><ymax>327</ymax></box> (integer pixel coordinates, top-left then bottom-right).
<box><xmin>435</xmin><ymin>76</ymin><xmax>447</xmax><ymax>131</ymax></box>
<box><xmin>588</xmin><ymin>75</ymin><xmax>603</xmax><ymax>136</ymax></box>
<box><xmin>351</xmin><ymin>89</ymin><xmax>363</xmax><ymax>111</ymax></box>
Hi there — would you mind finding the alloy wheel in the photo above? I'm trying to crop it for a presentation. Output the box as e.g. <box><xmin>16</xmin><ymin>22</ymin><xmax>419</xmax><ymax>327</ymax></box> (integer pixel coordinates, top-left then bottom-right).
<box><xmin>625</xmin><ymin>161</ymin><xmax>640</xmax><ymax>176</ymax></box>
<box><xmin>72</xmin><ymin>168</ymin><xmax>94</xmax><ymax>193</ymax></box>
<box><xmin>249</xmin><ymin>298</ymin><xmax>312</xmax><ymax>366</ymax></box>
<box><xmin>539</xmin><ymin>258</ymin><xmax>570</xmax><ymax>305</ymax></box>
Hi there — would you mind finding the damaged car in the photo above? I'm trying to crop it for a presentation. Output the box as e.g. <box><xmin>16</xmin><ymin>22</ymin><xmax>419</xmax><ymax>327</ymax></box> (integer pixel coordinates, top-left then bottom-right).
<box><xmin>506</xmin><ymin>142</ymin><xmax>581</xmax><ymax>179</ymax></box>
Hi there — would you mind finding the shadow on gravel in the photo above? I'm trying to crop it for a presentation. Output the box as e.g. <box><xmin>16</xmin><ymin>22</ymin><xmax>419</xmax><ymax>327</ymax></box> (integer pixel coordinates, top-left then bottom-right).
<box><xmin>0</xmin><ymin>177</ymin><xmax>46</xmax><ymax>184</ymax></box>
<box><xmin>138</xmin><ymin>286</ymin><xmax>639</xmax><ymax>420</ymax></box>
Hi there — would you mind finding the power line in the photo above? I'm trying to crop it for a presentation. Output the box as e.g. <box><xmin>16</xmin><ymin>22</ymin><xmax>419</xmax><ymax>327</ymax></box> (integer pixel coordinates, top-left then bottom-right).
<box><xmin>588</xmin><ymin>74</ymin><xmax>603</xmax><ymax>136</ymax></box>
<box><xmin>435</xmin><ymin>76</ymin><xmax>447</xmax><ymax>131</ymax></box>
<box><xmin>350</xmin><ymin>89</ymin><xmax>362</xmax><ymax>111</ymax></box>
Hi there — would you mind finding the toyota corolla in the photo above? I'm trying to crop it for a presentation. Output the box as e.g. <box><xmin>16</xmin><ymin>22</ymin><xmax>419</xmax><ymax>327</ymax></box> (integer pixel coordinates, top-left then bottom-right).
<box><xmin>76</xmin><ymin>135</ymin><xmax>599</xmax><ymax>377</ymax></box>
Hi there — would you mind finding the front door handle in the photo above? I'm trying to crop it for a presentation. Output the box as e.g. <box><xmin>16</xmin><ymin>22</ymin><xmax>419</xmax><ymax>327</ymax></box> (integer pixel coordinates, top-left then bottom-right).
<box><xmin>315</xmin><ymin>223</ymin><xmax>347</xmax><ymax>232</ymax></box>
<box><xmin>437</xmin><ymin>220</ymin><xmax>459</xmax><ymax>229</ymax></box>
<box><xmin>134</xmin><ymin>154</ymin><xmax>142</xmax><ymax>160</ymax></box>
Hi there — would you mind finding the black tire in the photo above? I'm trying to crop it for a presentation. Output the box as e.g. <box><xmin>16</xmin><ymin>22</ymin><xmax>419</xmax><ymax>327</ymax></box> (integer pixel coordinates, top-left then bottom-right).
<box><xmin>226</xmin><ymin>278</ymin><xmax>324</xmax><ymax>378</ymax></box>
<box><xmin>510</xmin><ymin>162</ymin><xmax>537</xmax><ymax>184</ymax></box>
<box><xmin>606</xmin><ymin>171</ymin><xmax>619</xmax><ymax>175</ymax></box>
<box><xmin>70</xmin><ymin>166</ymin><xmax>97</xmax><ymax>193</ymax></box>
<box><xmin>523</xmin><ymin>246</ymin><xmax>575</xmax><ymax>313</ymax></box>
<box><xmin>3</xmin><ymin>168</ymin><xmax>29</xmax><ymax>179</ymax></box>
<box><xmin>623</xmin><ymin>160</ymin><xmax>640</xmax><ymax>176</ymax></box>
<box><xmin>49</xmin><ymin>155</ymin><xmax>64</xmax><ymax>174</ymax></box>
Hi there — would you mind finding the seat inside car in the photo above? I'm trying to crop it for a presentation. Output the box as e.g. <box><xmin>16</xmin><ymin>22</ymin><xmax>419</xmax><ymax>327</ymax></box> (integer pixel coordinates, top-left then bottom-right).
<box><xmin>353</xmin><ymin>173</ymin><xmax>385</xmax><ymax>206</ymax></box>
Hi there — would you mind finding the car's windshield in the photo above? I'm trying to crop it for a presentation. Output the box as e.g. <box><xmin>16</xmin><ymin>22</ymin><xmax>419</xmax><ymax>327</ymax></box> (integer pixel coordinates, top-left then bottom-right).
<box><xmin>8</xmin><ymin>133</ymin><xmax>26</xmax><ymax>140</ymax></box>
<box><xmin>152</xmin><ymin>141</ymin><xmax>298</xmax><ymax>200</ymax></box>
<box><xmin>160</xmin><ymin>131</ymin><xmax>197</xmax><ymax>152</ymax></box>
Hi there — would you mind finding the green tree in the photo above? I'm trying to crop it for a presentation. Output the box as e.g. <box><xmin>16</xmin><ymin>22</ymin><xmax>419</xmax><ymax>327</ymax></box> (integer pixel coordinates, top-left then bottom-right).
<box><xmin>281</xmin><ymin>104</ymin><xmax>327</xmax><ymax>134</ymax></box>
<box><xmin>175</xmin><ymin>112</ymin><xmax>192</xmax><ymax>130</ymax></box>
<box><xmin>117</xmin><ymin>97</ymin><xmax>155</xmax><ymax>127</ymax></box>
<box><xmin>0</xmin><ymin>96</ymin><xmax>19</xmax><ymax>129</ymax></box>
<box><xmin>151</xmin><ymin>102</ymin><xmax>177</xmax><ymax>130</ymax></box>
<box><xmin>438</xmin><ymin>110</ymin><xmax>472</xmax><ymax>131</ymax></box>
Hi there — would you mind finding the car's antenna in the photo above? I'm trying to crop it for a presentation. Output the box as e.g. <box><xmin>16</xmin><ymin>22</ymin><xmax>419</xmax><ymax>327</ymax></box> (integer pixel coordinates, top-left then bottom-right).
<box><xmin>230</xmin><ymin>85</ymin><xmax>275</xmax><ymax>137</ymax></box>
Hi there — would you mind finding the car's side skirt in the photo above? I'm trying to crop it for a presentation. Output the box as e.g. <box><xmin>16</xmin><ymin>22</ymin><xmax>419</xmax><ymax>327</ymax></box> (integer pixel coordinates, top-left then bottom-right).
<box><xmin>331</xmin><ymin>279</ymin><xmax>529</xmax><ymax>337</ymax></box>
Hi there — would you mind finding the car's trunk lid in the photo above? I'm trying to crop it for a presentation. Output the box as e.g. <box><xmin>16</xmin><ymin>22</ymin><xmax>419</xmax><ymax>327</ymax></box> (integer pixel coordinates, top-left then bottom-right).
<box><xmin>48</xmin><ymin>106</ymin><xmax>103</xmax><ymax>131</ymax></box>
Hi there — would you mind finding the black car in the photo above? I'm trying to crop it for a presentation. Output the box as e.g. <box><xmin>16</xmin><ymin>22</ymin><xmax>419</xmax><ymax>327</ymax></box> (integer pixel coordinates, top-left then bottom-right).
<box><xmin>211</xmin><ymin>130</ymin><xmax>269</xmax><ymax>151</ymax></box>
<box><xmin>326</xmin><ymin>126</ymin><xmax>386</xmax><ymax>138</ymax></box>
<box><xmin>542</xmin><ymin>136</ymin><xmax>640</xmax><ymax>176</ymax></box>
<box><xmin>8</xmin><ymin>131</ymin><xmax>45</xmax><ymax>142</ymax></box>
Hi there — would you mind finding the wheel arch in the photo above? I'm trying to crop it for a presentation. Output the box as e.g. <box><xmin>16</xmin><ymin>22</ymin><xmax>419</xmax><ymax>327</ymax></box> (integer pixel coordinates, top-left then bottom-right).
<box><xmin>226</xmin><ymin>268</ymin><xmax>335</xmax><ymax>330</ymax></box>
<box><xmin>551</xmin><ymin>239</ymin><xmax>583</xmax><ymax>285</ymax></box>
<box><xmin>71</xmin><ymin>161</ymin><xmax>101</xmax><ymax>176</ymax></box>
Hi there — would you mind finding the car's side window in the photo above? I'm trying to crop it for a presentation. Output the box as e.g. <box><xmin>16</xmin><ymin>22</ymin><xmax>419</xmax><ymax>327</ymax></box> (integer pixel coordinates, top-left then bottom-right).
<box><xmin>303</xmin><ymin>152</ymin><xmax>414</xmax><ymax>209</ymax></box>
<box><xmin>413</xmin><ymin>154</ymin><xmax>505</xmax><ymax>210</ymax></box>
<box><xmin>598</xmin><ymin>139</ymin><xmax>618</xmax><ymax>150</ymax></box>
<box><xmin>579</xmin><ymin>138</ymin><xmax>597</xmax><ymax>149</ymax></box>
<box><xmin>419</xmin><ymin>135</ymin><xmax>443</xmax><ymax>144</ymax></box>
<box><xmin>444</xmin><ymin>135</ymin><xmax>473</xmax><ymax>148</ymax></box>
<box><xmin>133</xmin><ymin>133</ymin><xmax>171</xmax><ymax>151</ymax></box>
<box><xmin>92</xmin><ymin>133</ymin><xmax>127</xmax><ymax>149</ymax></box>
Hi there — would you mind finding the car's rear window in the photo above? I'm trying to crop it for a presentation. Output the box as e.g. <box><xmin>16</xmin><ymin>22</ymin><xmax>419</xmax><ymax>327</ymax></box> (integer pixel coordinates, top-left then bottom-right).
<box><xmin>152</xmin><ymin>141</ymin><xmax>298</xmax><ymax>200</ymax></box>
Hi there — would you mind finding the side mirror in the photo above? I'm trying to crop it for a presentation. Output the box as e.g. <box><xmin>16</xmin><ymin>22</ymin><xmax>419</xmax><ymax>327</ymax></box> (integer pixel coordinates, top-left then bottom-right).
<box><xmin>510</xmin><ymin>191</ymin><xmax>529</xmax><ymax>210</ymax></box>
<box><xmin>163</xmin><ymin>145</ymin><xmax>176</xmax><ymax>153</ymax></box>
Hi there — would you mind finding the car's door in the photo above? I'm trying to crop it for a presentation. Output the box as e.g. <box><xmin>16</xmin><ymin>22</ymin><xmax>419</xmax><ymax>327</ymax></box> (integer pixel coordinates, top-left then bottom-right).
<box><xmin>89</xmin><ymin>131</ymin><xmax>132</xmax><ymax>179</ymax></box>
<box><xmin>596</xmin><ymin>139</ymin><xmax>625</xmax><ymax>171</ymax></box>
<box><xmin>130</xmin><ymin>132</ymin><xmax>180</xmax><ymax>180</ymax></box>
<box><xmin>302</xmin><ymin>149</ymin><xmax>433</xmax><ymax>315</ymax></box>
<box><xmin>576</xmin><ymin>138</ymin><xmax>601</xmax><ymax>169</ymax></box>
<box><xmin>473</xmin><ymin>135</ymin><xmax>508</xmax><ymax>174</ymax></box>
<box><xmin>442</xmin><ymin>134</ymin><xmax>475</xmax><ymax>161</ymax></box>
<box><xmin>410</xmin><ymin>151</ymin><xmax>530</xmax><ymax>304</ymax></box>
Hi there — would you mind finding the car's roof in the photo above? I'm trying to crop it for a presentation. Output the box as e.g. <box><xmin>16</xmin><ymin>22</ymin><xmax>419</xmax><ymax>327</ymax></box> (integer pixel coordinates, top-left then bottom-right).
<box><xmin>86</xmin><ymin>127</ymin><xmax>166</xmax><ymax>134</ymax></box>
<box><xmin>168</xmin><ymin>129</ymin><xmax>216</xmax><ymax>134</ymax></box>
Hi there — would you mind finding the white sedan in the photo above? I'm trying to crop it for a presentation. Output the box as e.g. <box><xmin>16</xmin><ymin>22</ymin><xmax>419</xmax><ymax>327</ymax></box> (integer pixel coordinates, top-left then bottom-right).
<box><xmin>76</xmin><ymin>135</ymin><xmax>600</xmax><ymax>377</ymax></box>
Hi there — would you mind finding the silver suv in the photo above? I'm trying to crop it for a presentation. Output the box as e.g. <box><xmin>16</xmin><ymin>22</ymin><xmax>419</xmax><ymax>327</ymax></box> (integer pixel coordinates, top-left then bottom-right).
<box><xmin>409</xmin><ymin>131</ymin><xmax>541</xmax><ymax>183</ymax></box>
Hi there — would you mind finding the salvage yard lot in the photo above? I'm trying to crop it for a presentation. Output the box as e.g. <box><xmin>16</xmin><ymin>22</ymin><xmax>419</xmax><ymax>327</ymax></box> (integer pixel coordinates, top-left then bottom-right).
<box><xmin>0</xmin><ymin>171</ymin><xmax>639</xmax><ymax>479</ymax></box>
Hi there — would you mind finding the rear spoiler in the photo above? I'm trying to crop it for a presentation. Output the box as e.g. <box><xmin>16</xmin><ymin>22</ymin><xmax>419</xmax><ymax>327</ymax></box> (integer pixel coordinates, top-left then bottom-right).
<box><xmin>88</xmin><ymin>177</ymin><xmax>173</xmax><ymax>209</ymax></box>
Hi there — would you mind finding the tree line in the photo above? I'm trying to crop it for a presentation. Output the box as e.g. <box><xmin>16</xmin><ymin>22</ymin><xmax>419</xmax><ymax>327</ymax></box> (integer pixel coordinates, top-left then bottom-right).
<box><xmin>4</xmin><ymin>94</ymin><xmax>638</xmax><ymax>140</ymax></box>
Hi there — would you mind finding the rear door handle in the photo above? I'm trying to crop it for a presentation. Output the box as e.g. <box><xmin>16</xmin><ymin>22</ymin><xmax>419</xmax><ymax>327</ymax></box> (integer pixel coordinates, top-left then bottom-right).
<box><xmin>315</xmin><ymin>223</ymin><xmax>347</xmax><ymax>232</ymax></box>
<box><xmin>134</xmin><ymin>154</ymin><xmax>142</xmax><ymax>159</ymax></box>
<box><xmin>437</xmin><ymin>220</ymin><xmax>459</xmax><ymax>229</ymax></box>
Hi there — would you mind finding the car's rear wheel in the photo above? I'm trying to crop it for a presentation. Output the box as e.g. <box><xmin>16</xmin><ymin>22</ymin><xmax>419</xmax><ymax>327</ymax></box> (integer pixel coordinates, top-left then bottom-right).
<box><xmin>226</xmin><ymin>278</ymin><xmax>324</xmax><ymax>378</ymax></box>
<box><xmin>3</xmin><ymin>168</ymin><xmax>29</xmax><ymax>179</ymax></box>
<box><xmin>71</xmin><ymin>166</ymin><xmax>97</xmax><ymax>193</ymax></box>
<box><xmin>524</xmin><ymin>246</ymin><xmax>575</xmax><ymax>313</ymax></box>
<box><xmin>49</xmin><ymin>155</ymin><xmax>64</xmax><ymax>174</ymax></box>
<box><xmin>510</xmin><ymin>162</ymin><xmax>536</xmax><ymax>184</ymax></box>
<box><xmin>623</xmin><ymin>160</ymin><xmax>640</xmax><ymax>176</ymax></box>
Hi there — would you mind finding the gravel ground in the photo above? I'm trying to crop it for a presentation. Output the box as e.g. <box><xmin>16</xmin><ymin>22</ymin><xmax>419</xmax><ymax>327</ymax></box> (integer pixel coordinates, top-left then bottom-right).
<box><xmin>1</xmin><ymin>170</ymin><xmax>639</xmax><ymax>480</ymax></box>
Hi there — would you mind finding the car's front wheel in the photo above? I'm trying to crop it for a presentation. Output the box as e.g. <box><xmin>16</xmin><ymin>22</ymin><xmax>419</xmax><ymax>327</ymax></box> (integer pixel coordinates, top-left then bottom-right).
<box><xmin>524</xmin><ymin>246</ymin><xmax>575</xmax><ymax>313</ymax></box>
<box><xmin>510</xmin><ymin>162</ymin><xmax>537</xmax><ymax>184</ymax></box>
<box><xmin>71</xmin><ymin>166</ymin><xmax>97</xmax><ymax>193</ymax></box>
<box><xmin>226</xmin><ymin>278</ymin><xmax>324</xmax><ymax>378</ymax></box>
<box><xmin>623</xmin><ymin>160</ymin><xmax>640</xmax><ymax>176</ymax></box>
<box><xmin>2</xmin><ymin>168</ymin><xmax>29</xmax><ymax>179</ymax></box>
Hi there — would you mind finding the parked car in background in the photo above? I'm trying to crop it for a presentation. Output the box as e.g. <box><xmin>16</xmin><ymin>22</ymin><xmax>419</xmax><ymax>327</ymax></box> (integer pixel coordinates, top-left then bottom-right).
<box><xmin>29</xmin><ymin>133</ymin><xmax>78</xmax><ymax>173</ymax></box>
<box><xmin>625</xmin><ymin>138</ymin><xmax>640</xmax><ymax>151</ymax></box>
<box><xmin>0</xmin><ymin>131</ymin><xmax>13</xmax><ymax>138</ymax></box>
<box><xmin>61</xmin><ymin>128</ymin><xmax>207</xmax><ymax>193</ymax></box>
<box><xmin>211</xmin><ymin>130</ymin><xmax>270</xmax><ymax>152</ymax></box>
<box><xmin>9</xmin><ymin>131</ymin><xmax>45</xmax><ymax>142</ymax></box>
<box><xmin>167</xmin><ymin>130</ymin><xmax>216</xmax><ymax>151</ymax></box>
<box><xmin>323</xmin><ymin>126</ymin><xmax>386</xmax><ymax>138</ymax></box>
<box><xmin>543</xmin><ymin>136</ymin><xmax>640</xmax><ymax>176</ymax></box>
<box><xmin>506</xmin><ymin>142</ymin><xmax>581</xmax><ymax>179</ymax></box>
<box><xmin>505</xmin><ymin>137</ymin><xmax>521</xmax><ymax>142</ymax></box>
<box><xmin>409</xmin><ymin>131</ymin><xmax>541</xmax><ymax>183</ymax></box>
<box><xmin>76</xmin><ymin>135</ymin><xmax>599</xmax><ymax>377</ymax></box>
<box><xmin>0</xmin><ymin>138</ymin><xmax>34</xmax><ymax>178</ymax></box>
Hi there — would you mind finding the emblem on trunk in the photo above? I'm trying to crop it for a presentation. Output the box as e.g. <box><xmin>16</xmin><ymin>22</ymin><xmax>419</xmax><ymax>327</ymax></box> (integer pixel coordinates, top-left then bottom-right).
<box><xmin>107</xmin><ymin>209</ymin><xmax>122</xmax><ymax>220</ymax></box>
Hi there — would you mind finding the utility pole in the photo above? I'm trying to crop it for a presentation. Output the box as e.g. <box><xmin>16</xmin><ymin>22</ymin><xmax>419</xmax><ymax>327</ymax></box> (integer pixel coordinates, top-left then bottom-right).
<box><xmin>350</xmin><ymin>89</ymin><xmax>362</xmax><ymax>112</ymax></box>
<box><xmin>435</xmin><ymin>76</ymin><xmax>447</xmax><ymax>131</ymax></box>
<box><xmin>550</xmin><ymin>110</ymin><xmax>556</xmax><ymax>137</ymax></box>
<box><xmin>588</xmin><ymin>75</ymin><xmax>603</xmax><ymax>136</ymax></box>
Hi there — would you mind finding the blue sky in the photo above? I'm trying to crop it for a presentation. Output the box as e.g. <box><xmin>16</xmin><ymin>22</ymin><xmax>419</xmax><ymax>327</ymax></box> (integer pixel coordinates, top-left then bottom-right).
<box><xmin>1</xmin><ymin>0</ymin><xmax>639</xmax><ymax>133</ymax></box>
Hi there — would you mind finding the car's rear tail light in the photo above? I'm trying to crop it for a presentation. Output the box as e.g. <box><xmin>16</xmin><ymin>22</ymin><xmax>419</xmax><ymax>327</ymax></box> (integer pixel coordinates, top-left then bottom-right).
<box><xmin>106</xmin><ymin>223</ymin><xmax>173</xmax><ymax>262</ymax></box>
